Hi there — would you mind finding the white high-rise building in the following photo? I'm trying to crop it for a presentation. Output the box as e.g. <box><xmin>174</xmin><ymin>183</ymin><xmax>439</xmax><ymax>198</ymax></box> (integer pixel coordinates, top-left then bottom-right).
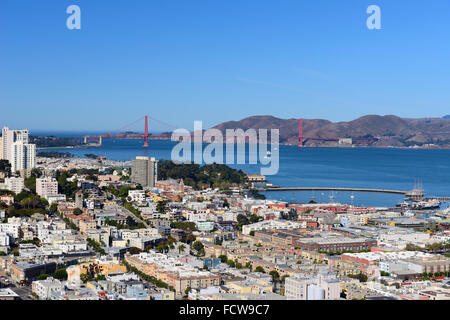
<box><xmin>1</xmin><ymin>127</ymin><xmax>36</xmax><ymax>173</ymax></box>
<box><xmin>2</xmin><ymin>127</ymin><xmax>29</xmax><ymax>160</ymax></box>
<box><xmin>10</xmin><ymin>141</ymin><xmax>36</xmax><ymax>173</ymax></box>
<box><xmin>0</xmin><ymin>136</ymin><xmax>3</xmax><ymax>159</ymax></box>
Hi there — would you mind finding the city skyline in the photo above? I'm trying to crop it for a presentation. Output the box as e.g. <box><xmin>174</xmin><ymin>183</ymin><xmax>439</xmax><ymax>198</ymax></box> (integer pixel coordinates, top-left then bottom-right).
<box><xmin>1</xmin><ymin>0</ymin><xmax>450</xmax><ymax>131</ymax></box>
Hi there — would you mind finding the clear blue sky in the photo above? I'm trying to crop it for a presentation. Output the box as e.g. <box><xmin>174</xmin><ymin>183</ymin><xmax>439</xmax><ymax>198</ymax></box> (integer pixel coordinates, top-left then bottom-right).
<box><xmin>1</xmin><ymin>0</ymin><xmax>449</xmax><ymax>133</ymax></box>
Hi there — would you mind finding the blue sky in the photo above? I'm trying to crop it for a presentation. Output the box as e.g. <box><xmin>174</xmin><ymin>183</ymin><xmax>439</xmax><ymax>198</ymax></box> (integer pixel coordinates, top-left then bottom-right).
<box><xmin>1</xmin><ymin>0</ymin><xmax>450</xmax><ymax>132</ymax></box>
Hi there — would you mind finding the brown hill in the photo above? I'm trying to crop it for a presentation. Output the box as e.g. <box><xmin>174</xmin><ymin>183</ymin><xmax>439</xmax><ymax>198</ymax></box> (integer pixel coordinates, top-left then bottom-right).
<box><xmin>212</xmin><ymin>115</ymin><xmax>450</xmax><ymax>147</ymax></box>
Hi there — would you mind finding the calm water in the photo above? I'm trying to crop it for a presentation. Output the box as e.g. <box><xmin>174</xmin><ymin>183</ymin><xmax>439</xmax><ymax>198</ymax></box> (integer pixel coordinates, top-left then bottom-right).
<box><xmin>39</xmin><ymin>138</ymin><xmax>450</xmax><ymax>208</ymax></box>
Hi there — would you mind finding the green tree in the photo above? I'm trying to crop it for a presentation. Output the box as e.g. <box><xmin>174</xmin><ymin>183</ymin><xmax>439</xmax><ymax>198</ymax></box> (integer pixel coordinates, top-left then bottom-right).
<box><xmin>178</xmin><ymin>244</ymin><xmax>186</xmax><ymax>254</ymax></box>
<box><xmin>255</xmin><ymin>266</ymin><xmax>265</xmax><ymax>273</ymax></box>
<box><xmin>269</xmin><ymin>270</ymin><xmax>280</xmax><ymax>281</ymax></box>
<box><xmin>53</xmin><ymin>268</ymin><xmax>68</xmax><ymax>280</ymax></box>
<box><xmin>0</xmin><ymin>160</ymin><xmax>12</xmax><ymax>177</ymax></box>
<box><xmin>95</xmin><ymin>274</ymin><xmax>106</xmax><ymax>281</ymax></box>
<box><xmin>156</xmin><ymin>244</ymin><xmax>169</xmax><ymax>253</ymax></box>
<box><xmin>237</xmin><ymin>214</ymin><xmax>249</xmax><ymax>225</ymax></box>
<box><xmin>226</xmin><ymin>260</ymin><xmax>235</xmax><ymax>268</ymax></box>
<box><xmin>192</xmin><ymin>241</ymin><xmax>204</xmax><ymax>252</ymax></box>
<box><xmin>129</xmin><ymin>247</ymin><xmax>142</xmax><ymax>255</ymax></box>
<box><xmin>80</xmin><ymin>273</ymin><xmax>92</xmax><ymax>283</ymax></box>
<box><xmin>24</xmin><ymin>176</ymin><xmax>37</xmax><ymax>192</ymax></box>
<box><xmin>37</xmin><ymin>273</ymin><xmax>50</xmax><ymax>280</ymax></box>
<box><xmin>49</xmin><ymin>203</ymin><xmax>58</xmax><ymax>213</ymax></box>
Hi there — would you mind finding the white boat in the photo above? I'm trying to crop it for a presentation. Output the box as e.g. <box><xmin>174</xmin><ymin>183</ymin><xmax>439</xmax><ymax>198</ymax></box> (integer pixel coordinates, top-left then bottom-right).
<box><xmin>411</xmin><ymin>199</ymin><xmax>441</xmax><ymax>210</ymax></box>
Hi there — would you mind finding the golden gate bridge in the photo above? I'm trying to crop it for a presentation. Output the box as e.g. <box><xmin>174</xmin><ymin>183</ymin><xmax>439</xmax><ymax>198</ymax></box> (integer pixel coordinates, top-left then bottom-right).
<box><xmin>65</xmin><ymin>116</ymin><xmax>377</xmax><ymax>148</ymax></box>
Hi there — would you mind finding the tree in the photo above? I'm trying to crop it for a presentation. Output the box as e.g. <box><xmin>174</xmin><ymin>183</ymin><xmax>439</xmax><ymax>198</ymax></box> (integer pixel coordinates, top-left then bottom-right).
<box><xmin>37</xmin><ymin>273</ymin><xmax>49</xmax><ymax>280</ymax></box>
<box><xmin>0</xmin><ymin>160</ymin><xmax>11</xmax><ymax>177</ymax></box>
<box><xmin>178</xmin><ymin>244</ymin><xmax>186</xmax><ymax>254</ymax></box>
<box><xmin>192</xmin><ymin>241</ymin><xmax>204</xmax><ymax>252</ymax></box>
<box><xmin>186</xmin><ymin>234</ymin><xmax>196</xmax><ymax>243</ymax></box>
<box><xmin>249</xmin><ymin>214</ymin><xmax>260</xmax><ymax>223</ymax></box>
<box><xmin>405</xmin><ymin>243</ymin><xmax>424</xmax><ymax>251</ymax></box>
<box><xmin>80</xmin><ymin>273</ymin><xmax>92</xmax><ymax>283</ymax></box>
<box><xmin>269</xmin><ymin>270</ymin><xmax>280</xmax><ymax>281</ymax></box>
<box><xmin>95</xmin><ymin>274</ymin><xmax>106</xmax><ymax>281</ymax></box>
<box><xmin>73</xmin><ymin>208</ymin><xmax>83</xmax><ymax>216</ymax></box>
<box><xmin>156</xmin><ymin>244</ymin><xmax>169</xmax><ymax>253</ymax></box>
<box><xmin>226</xmin><ymin>260</ymin><xmax>235</xmax><ymax>268</ymax></box>
<box><xmin>237</xmin><ymin>214</ymin><xmax>249</xmax><ymax>225</ymax></box>
<box><xmin>218</xmin><ymin>255</ymin><xmax>227</xmax><ymax>263</ymax></box>
<box><xmin>184</xmin><ymin>286</ymin><xmax>192</xmax><ymax>295</ymax></box>
<box><xmin>24</xmin><ymin>176</ymin><xmax>37</xmax><ymax>192</ymax></box>
<box><xmin>129</xmin><ymin>247</ymin><xmax>142</xmax><ymax>255</ymax></box>
<box><xmin>54</xmin><ymin>268</ymin><xmax>68</xmax><ymax>280</ymax></box>
<box><xmin>357</xmin><ymin>273</ymin><xmax>368</xmax><ymax>282</ymax></box>
<box><xmin>50</xmin><ymin>203</ymin><xmax>58</xmax><ymax>213</ymax></box>
<box><xmin>255</xmin><ymin>266</ymin><xmax>265</xmax><ymax>273</ymax></box>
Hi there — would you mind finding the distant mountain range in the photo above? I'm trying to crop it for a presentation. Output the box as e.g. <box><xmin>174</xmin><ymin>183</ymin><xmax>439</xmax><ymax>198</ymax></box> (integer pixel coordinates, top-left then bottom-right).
<box><xmin>213</xmin><ymin>115</ymin><xmax>450</xmax><ymax>147</ymax></box>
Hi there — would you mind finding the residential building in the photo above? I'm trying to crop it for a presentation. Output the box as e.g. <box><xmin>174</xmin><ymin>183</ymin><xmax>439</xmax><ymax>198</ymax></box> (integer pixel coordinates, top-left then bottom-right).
<box><xmin>130</xmin><ymin>156</ymin><xmax>158</xmax><ymax>188</ymax></box>
<box><xmin>3</xmin><ymin>177</ymin><xmax>24</xmax><ymax>194</ymax></box>
<box><xmin>79</xmin><ymin>220</ymin><xmax>97</xmax><ymax>236</ymax></box>
<box><xmin>1</xmin><ymin>127</ymin><xmax>29</xmax><ymax>161</ymax></box>
<box><xmin>285</xmin><ymin>270</ymin><xmax>341</xmax><ymax>300</ymax></box>
<box><xmin>32</xmin><ymin>277</ymin><xmax>64</xmax><ymax>300</ymax></box>
<box><xmin>10</xmin><ymin>141</ymin><xmax>36</xmax><ymax>173</ymax></box>
<box><xmin>36</xmin><ymin>177</ymin><xmax>58</xmax><ymax>197</ymax></box>
<box><xmin>125</xmin><ymin>252</ymin><xmax>220</xmax><ymax>295</ymax></box>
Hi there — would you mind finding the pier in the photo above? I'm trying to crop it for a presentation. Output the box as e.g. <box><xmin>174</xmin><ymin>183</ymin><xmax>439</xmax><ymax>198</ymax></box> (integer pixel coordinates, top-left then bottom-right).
<box><xmin>255</xmin><ymin>187</ymin><xmax>408</xmax><ymax>195</ymax></box>
<box><xmin>254</xmin><ymin>187</ymin><xmax>450</xmax><ymax>202</ymax></box>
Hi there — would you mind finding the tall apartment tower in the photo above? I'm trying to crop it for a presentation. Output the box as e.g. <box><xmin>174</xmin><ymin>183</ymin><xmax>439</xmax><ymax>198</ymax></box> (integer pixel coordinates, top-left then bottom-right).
<box><xmin>1</xmin><ymin>127</ymin><xmax>36</xmax><ymax>173</ymax></box>
<box><xmin>10</xmin><ymin>141</ymin><xmax>36</xmax><ymax>173</ymax></box>
<box><xmin>130</xmin><ymin>156</ymin><xmax>158</xmax><ymax>188</ymax></box>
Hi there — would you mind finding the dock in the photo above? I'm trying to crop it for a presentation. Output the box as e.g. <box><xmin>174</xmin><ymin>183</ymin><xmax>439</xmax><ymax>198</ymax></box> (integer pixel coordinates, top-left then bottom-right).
<box><xmin>254</xmin><ymin>187</ymin><xmax>450</xmax><ymax>202</ymax></box>
<box><xmin>255</xmin><ymin>187</ymin><xmax>408</xmax><ymax>195</ymax></box>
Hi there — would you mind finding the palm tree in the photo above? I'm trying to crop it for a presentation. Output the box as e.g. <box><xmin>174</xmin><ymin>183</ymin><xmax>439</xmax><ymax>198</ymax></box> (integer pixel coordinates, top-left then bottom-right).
<box><xmin>178</xmin><ymin>244</ymin><xmax>186</xmax><ymax>254</ymax></box>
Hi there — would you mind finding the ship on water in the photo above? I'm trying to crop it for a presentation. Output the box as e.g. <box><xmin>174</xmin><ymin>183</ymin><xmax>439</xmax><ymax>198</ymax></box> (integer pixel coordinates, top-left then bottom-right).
<box><xmin>410</xmin><ymin>199</ymin><xmax>441</xmax><ymax>210</ymax></box>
